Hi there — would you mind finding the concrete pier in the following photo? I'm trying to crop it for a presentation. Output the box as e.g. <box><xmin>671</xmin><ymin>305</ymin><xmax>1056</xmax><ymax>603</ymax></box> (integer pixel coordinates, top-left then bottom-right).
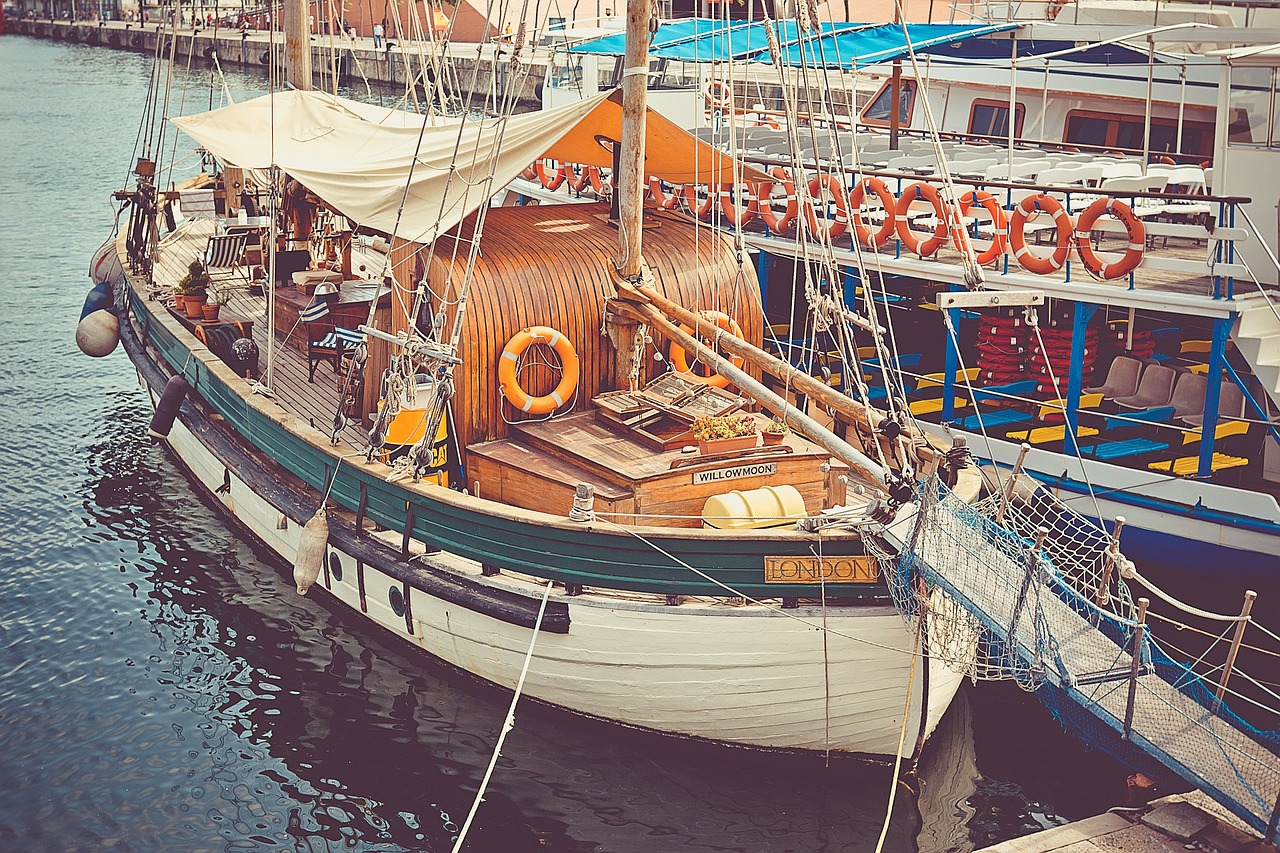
<box><xmin>5</xmin><ymin>18</ymin><xmax>546</xmax><ymax>109</ymax></box>
<box><xmin>978</xmin><ymin>794</ymin><xmax>1270</xmax><ymax>853</ymax></box>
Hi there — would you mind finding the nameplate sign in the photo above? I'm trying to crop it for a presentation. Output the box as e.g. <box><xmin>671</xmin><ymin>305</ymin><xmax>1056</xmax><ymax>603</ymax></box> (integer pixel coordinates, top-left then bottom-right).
<box><xmin>764</xmin><ymin>556</ymin><xmax>878</xmax><ymax>584</ymax></box>
<box><xmin>692</xmin><ymin>462</ymin><xmax>777</xmax><ymax>485</ymax></box>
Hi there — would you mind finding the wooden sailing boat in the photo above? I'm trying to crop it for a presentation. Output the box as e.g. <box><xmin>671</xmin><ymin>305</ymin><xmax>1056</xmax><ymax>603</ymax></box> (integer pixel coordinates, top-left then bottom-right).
<box><xmin>89</xmin><ymin>0</ymin><xmax>987</xmax><ymax>759</ymax></box>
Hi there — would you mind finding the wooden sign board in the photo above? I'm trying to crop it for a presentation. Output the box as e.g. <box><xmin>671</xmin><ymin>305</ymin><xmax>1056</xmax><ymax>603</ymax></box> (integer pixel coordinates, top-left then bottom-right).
<box><xmin>763</xmin><ymin>555</ymin><xmax>878</xmax><ymax>585</ymax></box>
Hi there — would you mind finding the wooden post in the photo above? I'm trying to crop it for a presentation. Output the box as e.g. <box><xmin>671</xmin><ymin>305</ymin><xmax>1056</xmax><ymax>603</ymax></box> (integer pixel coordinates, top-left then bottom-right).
<box><xmin>614</xmin><ymin>0</ymin><xmax>649</xmax><ymax>281</ymax></box>
<box><xmin>282</xmin><ymin>0</ymin><xmax>310</xmax><ymax>90</ymax></box>
<box><xmin>1094</xmin><ymin>515</ymin><xmax>1125</xmax><ymax>606</ymax></box>
<box><xmin>1123</xmin><ymin>597</ymin><xmax>1149</xmax><ymax>741</ymax></box>
<box><xmin>1215</xmin><ymin>590</ymin><xmax>1257</xmax><ymax>704</ymax></box>
<box><xmin>995</xmin><ymin>442</ymin><xmax>1030</xmax><ymax>526</ymax></box>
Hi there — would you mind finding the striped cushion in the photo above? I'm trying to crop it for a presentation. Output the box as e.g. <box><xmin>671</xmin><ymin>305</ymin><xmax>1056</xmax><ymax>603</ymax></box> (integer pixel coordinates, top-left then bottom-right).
<box><xmin>315</xmin><ymin>327</ymin><xmax>365</xmax><ymax>349</ymax></box>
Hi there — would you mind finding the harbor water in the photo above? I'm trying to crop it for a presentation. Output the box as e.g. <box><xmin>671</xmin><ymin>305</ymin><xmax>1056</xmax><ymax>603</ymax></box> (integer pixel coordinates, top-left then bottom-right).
<box><xmin>0</xmin><ymin>34</ymin><xmax>1190</xmax><ymax>852</ymax></box>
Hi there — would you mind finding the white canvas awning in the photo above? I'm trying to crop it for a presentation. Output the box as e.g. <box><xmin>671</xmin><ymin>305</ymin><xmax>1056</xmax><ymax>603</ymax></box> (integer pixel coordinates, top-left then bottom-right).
<box><xmin>173</xmin><ymin>90</ymin><xmax>763</xmax><ymax>244</ymax></box>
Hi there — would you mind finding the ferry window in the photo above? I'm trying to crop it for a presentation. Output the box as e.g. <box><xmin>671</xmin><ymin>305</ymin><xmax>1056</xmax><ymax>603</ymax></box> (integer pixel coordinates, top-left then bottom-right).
<box><xmin>1065</xmin><ymin>113</ymin><xmax>1110</xmax><ymax>147</ymax></box>
<box><xmin>969</xmin><ymin>99</ymin><xmax>1024</xmax><ymax>137</ymax></box>
<box><xmin>1228</xmin><ymin>66</ymin><xmax>1273</xmax><ymax>146</ymax></box>
<box><xmin>862</xmin><ymin>79</ymin><xmax>917</xmax><ymax>127</ymax></box>
<box><xmin>549</xmin><ymin>56</ymin><xmax>584</xmax><ymax>89</ymax></box>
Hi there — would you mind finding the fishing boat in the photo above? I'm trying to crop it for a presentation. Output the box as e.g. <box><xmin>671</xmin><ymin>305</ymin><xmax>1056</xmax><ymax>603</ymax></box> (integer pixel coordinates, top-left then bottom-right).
<box><xmin>79</xmin><ymin>0</ymin><xmax>1010</xmax><ymax>761</ymax></box>
<box><xmin>518</xmin><ymin>14</ymin><xmax>1280</xmax><ymax>580</ymax></box>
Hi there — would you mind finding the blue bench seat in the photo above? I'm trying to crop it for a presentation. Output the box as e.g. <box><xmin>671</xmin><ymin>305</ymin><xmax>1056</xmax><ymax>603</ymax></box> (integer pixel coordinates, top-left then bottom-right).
<box><xmin>1079</xmin><ymin>437</ymin><xmax>1170</xmax><ymax>461</ymax></box>
<box><xmin>954</xmin><ymin>408</ymin><xmax>1032</xmax><ymax>431</ymax></box>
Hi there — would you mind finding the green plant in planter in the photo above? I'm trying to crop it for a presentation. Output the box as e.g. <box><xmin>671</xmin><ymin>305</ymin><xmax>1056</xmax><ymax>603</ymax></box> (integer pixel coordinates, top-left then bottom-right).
<box><xmin>690</xmin><ymin>415</ymin><xmax>757</xmax><ymax>442</ymax></box>
<box><xmin>763</xmin><ymin>419</ymin><xmax>791</xmax><ymax>436</ymax></box>
<box><xmin>177</xmin><ymin>260</ymin><xmax>212</xmax><ymax>300</ymax></box>
<box><xmin>211</xmin><ymin>285</ymin><xmax>233</xmax><ymax>307</ymax></box>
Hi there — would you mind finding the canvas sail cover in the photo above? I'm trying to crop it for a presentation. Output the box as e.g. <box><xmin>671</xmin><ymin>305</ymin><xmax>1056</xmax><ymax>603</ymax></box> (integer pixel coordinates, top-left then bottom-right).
<box><xmin>173</xmin><ymin>89</ymin><xmax>764</xmax><ymax>244</ymax></box>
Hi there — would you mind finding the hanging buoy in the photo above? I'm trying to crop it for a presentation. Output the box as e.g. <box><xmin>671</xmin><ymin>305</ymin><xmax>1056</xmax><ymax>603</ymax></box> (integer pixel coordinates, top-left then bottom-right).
<box><xmin>149</xmin><ymin>375</ymin><xmax>190</xmax><ymax>438</ymax></box>
<box><xmin>76</xmin><ymin>281</ymin><xmax>120</xmax><ymax>357</ymax></box>
<box><xmin>293</xmin><ymin>509</ymin><xmax>329</xmax><ymax>596</ymax></box>
<box><xmin>89</xmin><ymin>237</ymin><xmax>123</xmax><ymax>285</ymax></box>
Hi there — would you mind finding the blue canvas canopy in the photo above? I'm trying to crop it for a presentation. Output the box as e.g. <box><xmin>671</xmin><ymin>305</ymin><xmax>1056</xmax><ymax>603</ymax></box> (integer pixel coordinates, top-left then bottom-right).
<box><xmin>568</xmin><ymin>19</ymin><xmax>1022</xmax><ymax>68</ymax></box>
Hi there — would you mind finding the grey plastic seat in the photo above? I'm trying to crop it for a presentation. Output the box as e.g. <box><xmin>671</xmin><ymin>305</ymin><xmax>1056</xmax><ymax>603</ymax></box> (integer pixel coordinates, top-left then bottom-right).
<box><xmin>1086</xmin><ymin>355</ymin><xmax>1144</xmax><ymax>399</ymax></box>
<box><xmin>1167</xmin><ymin>371</ymin><xmax>1208</xmax><ymax>420</ymax></box>
<box><xmin>1182</xmin><ymin>381</ymin><xmax>1247</xmax><ymax>427</ymax></box>
<box><xmin>1113</xmin><ymin>363</ymin><xmax>1177</xmax><ymax>410</ymax></box>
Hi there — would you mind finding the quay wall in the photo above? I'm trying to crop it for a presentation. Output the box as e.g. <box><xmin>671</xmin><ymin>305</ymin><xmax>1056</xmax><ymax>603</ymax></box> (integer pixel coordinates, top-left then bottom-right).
<box><xmin>6</xmin><ymin>19</ymin><xmax>546</xmax><ymax>109</ymax></box>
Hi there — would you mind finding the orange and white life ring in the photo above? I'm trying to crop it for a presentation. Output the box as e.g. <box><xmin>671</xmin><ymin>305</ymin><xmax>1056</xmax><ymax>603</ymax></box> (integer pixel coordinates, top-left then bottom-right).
<box><xmin>705</xmin><ymin>80</ymin><xmax>733</xmax><ymax>111</ymax></box>
<box><xmin>894</xmin><ymin>182</ymin><xmax>950</xmax><ymax>257</ymax></box>
<box><xmin>757</xmin><ymin>167</ymin><xmax>797</xmax><ymax>234</ymax></box>
<box><xmin>587</xmin><ymin>166</ymin><xmax>609</xmax><ymax>195</ymax></box>
<box><xmin>534</xmin><ymin>160</ymin><xmax>565</xmax><ymax>192</ymax></box>
<box><xmin>668</xmin><ymin>311</ymin><xmax>746</xmax><ymax>390</ymax></box>
<box><xmin>1074</xmin><ymin>197</ymin><xmax>1145</xmax><ymax>280</ymax></box>
<box><xmin>566</xmin><ymin>163</ymin><xmax>593</xmax><ymax>193</ymax></box>
<box><xmin>718</xmin><ymin>183</ymin><xmax>758</xmax><ymax>227</ymax></box>
<box><xmin>498</xmin><ymin>325</ymin><xmax>580</xmax><ymax>414</ymax></box>
<box><xmin>848</xmin><ymin>177</ymin><xmax>897</xmax><ymax>249</ymax></box>
<box><xmin>803</xmin><ymin>173</ymin><xmax>849</xmax><ymax>241</ymax></box>
<box><xmin>956</xmin><ymin>190</ymin><xmax>1009</xmax><ymax>265</ymax></box>
<box><xmin>681</xmin><ymin>184</ymin><xmax>716</xmax><ymax>220</ymax></box>
<box><xmin>754</xmin><ymin>113</ymin><xmax>781</xmax><ymax>130</ymax></box>
<box><xmin>521</xmin><ymin>163</ymin><xmax>538</xmax><ymax>182</ymax></box>
<box><xmin>648</xmin><ymin>177</ymin><xmax>681</xmax><ymax>210</ymax></box>
<box><xmin>1009</xmin><ymin>193</ymin><xmax>1073</xmax><ymax>275</ymax></box>
<box><xmin>1046</xmin><ymin>0</ymin><xmax>1067</xmax><ymax>20</ymax></box>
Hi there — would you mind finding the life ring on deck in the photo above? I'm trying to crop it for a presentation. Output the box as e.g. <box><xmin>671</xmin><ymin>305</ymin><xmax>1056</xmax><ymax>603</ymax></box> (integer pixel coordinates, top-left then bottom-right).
<box><xmin>1009</xmin><ymin>193</ymin><xmax>1073</xmax><ymax>275</ymax></box>
<box><xmin>535</xmin><ymin>160</ymin><xmax>565</xmax><ymax>191</ymax></box>
<box><xmin>681</xmin><ymin>184</ymin><xmax>715</xmax><ymax>220</ymax></box>
<box><xmin>757</xmin><ymin>167</ymin><xmax>797</xmax><ymax>234</ymax></box>
<box><xmin>498</xmin><ymin>326</ymin><xmax>580</xmax><ymax>415</ymax></box>
<box><xmin>895</xmin><ymin>182</ymin><xmax>950</xmax><ymax>257</ymax></box>
<box><xmin>848</xmin><ymin>177</ymin><xmax>897</xmax><ymax>249</ymax></box>
<box><xmin>803</xmin><ymin>173</ymin><xmax>849</xmax><ymax>241</ymax></box>
<box><xmin>669</xmin><ymin>311</ymin><xmax>746</xmax><ymax>389</ymax></box>
<box><xmin>956</xmin><ymin>190</ymin><xmax>1009</xmax><ymax>265</ymax></box>
<box><xmin>705</xmin><ymin>81</ymin><xmax>732</xmax><ymax>111</ymax></box>
<box><xmin>647</xmin><ymin>177</ymin><xmax>680</xmax><ymax>210</ymax></box>
<box><xmin>718</xmin><ymin>183</ymin><xmax>758</xmax><ymax>227</ymax></box>
<box><xmin>1074</xmin><ymin>197</ymin><xmax>1145</xmax><ymax>280</ymax></box>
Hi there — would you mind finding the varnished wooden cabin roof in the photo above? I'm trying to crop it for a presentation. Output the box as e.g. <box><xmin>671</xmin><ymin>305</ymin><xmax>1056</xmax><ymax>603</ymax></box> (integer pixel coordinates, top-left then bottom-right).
<box><xmin>425</xmin><ymin>203</ymin><xmax>764</xmax><ymax>449</ymax></box>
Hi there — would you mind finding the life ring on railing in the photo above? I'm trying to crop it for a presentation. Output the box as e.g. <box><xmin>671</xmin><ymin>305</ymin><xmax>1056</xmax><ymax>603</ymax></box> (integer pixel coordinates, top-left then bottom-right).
<box><xmin>803</xmin><ymin>173</ymin><xmax>849</xmax><ymax>241</ymax></box>
<box><xmin>566</xmin><ymin>163</ymin><xmax>592</xmax><ymax>193</ymax></box>
<box><xmin>956</xmin><ymin>190</ymin><xmax>1009</xmax><ymax>265</ymax></box>
<box><xmin>681</xmin><ymin>184</ymin><xmax>715</xmax><ymax>220</ymax></box>
<box><xmin>757</xmin><ymin>167</ymin><xmax>797</xmax><ymax>234</ymax></box>
<box><xmin>705</xmin><ymin>80</ymin><xmax>733</xmax><ymax>111</ymax></box>
<box><xmin>668</xmin><ymin>311</ymin><xmax>746</xmax><ymax>390</ymax></box>
<box><xmin>498</xmin><ymin>325</ymin><xmax>580</xmax><ymax>415</ymax></box>
<box><xmin>754</xmin><ymin>113</ymin><xmax>781</xmax><ymax>130</ymax></box>
<box><xmin>647</xmin><ymin>177</ymin><xmax>680</xmax><ymax>210</ymax></box>
<box><xmin>534</xmin><ymin>160</ymin><xmax>565</xmax><ymax>191</ymax></box>
<box><xmin>719</xmin><ymin>184</ymin><xmax>758</xmax><ymax>227</ymax></box>
<box><xmin>1046</xmin><ymin>0</ymin><xmax>1067</xmax><ymax>20</ymax></box>
<box><xmin>895</xmin><ymin>182</ymin><xmax>950</xmax><ymax>257</ymax></box>
<box><xmin>1009</xmin><ymin>193</ymin><xmax>1073</xmax><ymax>275</ymax></box>
<box><xmin>521</xmin><ymin>163</ymin><xmax>538</xmax><ymax>182</ymax></box>
<box><xmin>1074</xmin><ymin>197</ymin><xmax>1145</xmax><ymax>280</ymax></box>
<box><xmin>587</xmin><ymin>166</ymin><xmax>609</xmax><ymax>195</ymax></box>
<box><xmin>848</xmin><ymin>177</ymin><xmax>897</xmax><ymax>249</ymax></box>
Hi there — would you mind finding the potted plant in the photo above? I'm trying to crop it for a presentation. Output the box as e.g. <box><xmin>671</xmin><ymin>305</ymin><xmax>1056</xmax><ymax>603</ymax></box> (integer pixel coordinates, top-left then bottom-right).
<box><xmin>762</xmin><ymin>418</ymin><xmax>791</xmax><ymax>446</ymax></box>
<box><xmin>690</xmin><ymin>414</ymin><xmax>758</xmax><ymax>455</ymax></box>
<box><xmin>177</xmin><ymin>260</ymin><xmax>211</xmax><ymax>319</ymax></box>
<box><xmin>202</xmin><ymin>286</ymin><xmax>231</xmax><ymax>322</ymax></box>
<box><xmin>172</xmin><ymin>278</ymin><xmax>187</xmax><ymax>312</ymax></box>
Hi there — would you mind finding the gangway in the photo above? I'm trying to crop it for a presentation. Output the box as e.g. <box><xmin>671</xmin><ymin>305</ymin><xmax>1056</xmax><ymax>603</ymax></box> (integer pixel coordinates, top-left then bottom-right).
<box><xmin>872</xmin><ymin>475</ymin><xmax>1280</xmax><ymax>839</ymax></box>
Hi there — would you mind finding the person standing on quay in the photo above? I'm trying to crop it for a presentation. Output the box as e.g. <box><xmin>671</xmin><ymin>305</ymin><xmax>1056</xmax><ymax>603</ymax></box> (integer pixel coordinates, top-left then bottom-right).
<box><xmin>373</xmin><ymin>21</ymin><xmax>383</xmax><ymax>49</ymax></box>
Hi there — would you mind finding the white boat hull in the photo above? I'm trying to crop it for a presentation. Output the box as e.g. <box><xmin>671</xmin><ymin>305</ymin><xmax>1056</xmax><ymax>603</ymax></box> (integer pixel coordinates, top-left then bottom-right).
<box><xmin>155</xmin><ymin>384</ymin><xmax>964</xmax><ymax>757</ymax></box>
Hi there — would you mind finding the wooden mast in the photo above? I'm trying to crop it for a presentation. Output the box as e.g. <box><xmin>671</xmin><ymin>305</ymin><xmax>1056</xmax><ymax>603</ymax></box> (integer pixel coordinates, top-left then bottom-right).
<box><xmin>615</xmin><ymin>0</ymin><xmax>650</xmax><ymax>280</ymax></box>
<box><xmin>284</xmin><ymin>0</ymin><xmax>312</xmax><ymax>91</ymax></box>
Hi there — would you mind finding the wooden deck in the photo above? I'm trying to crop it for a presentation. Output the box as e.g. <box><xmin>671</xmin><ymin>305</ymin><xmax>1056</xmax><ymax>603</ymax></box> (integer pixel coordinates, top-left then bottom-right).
<box><xmin>153</xmin><ymin>219</ymin><xmax>371</xmax><ymax>451</ymax></box>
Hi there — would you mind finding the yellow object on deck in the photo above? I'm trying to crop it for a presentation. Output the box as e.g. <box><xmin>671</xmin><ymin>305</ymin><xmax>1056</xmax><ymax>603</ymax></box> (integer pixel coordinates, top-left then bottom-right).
<box><xmin>1004</xmin><ymin>424</ymin><xmax>1100</xmax><ymax>445</ymax></box>
<box><xmin>702</xmin><ymin>485</ymin><xmax>807</xmax><ymax>530</ymax></box>
<box><xmin>379</xmin><ymin>393</ymin><xmax>451</xmax><ymax>487</ymax></box>
<box><xmin>1149</xmin><ymin>453</ymin><xmax>1249</xmax><ymax>476</ymax></box>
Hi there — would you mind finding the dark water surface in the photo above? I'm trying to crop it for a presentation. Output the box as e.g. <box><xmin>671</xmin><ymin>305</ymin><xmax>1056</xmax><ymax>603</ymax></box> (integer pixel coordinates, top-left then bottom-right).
<box><xmin>0</xmin><ymin>35</ymin><xmax>1144</xmax><ymax>852</ymax></box>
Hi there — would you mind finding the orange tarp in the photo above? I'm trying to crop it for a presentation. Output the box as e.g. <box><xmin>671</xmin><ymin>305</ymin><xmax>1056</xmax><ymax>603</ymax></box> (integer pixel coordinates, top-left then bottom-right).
<box><xmin>544</xmin><ymin>90</ymin><xmax>770</xmax><ymax>185</ymax></box>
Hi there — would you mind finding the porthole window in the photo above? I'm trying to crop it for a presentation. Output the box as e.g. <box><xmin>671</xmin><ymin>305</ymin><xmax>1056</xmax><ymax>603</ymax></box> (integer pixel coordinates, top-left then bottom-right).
<box><xmin>388</xmin><ymin>585</ymin><xmax>406</xmax><ymax>617</ymax></box>
<box><xmin>328</xmin><ymin>552</ymin><xmax>343</xmax><ymax>582</ymax></box>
